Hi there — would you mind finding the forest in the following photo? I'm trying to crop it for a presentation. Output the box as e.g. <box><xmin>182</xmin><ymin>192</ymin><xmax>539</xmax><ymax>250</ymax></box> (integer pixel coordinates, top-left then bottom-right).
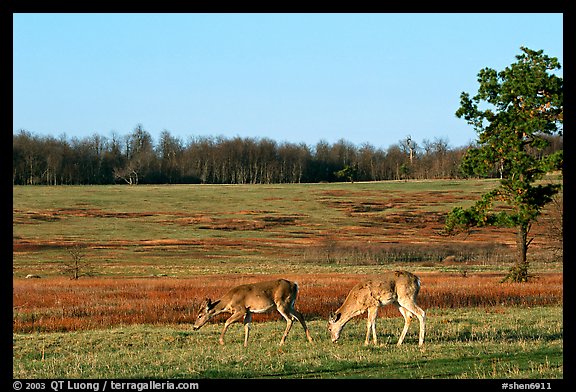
<box><xmin>12</xmin><ymin>126</ymin><xmax>562</xmax><ymax>185</ymax></box>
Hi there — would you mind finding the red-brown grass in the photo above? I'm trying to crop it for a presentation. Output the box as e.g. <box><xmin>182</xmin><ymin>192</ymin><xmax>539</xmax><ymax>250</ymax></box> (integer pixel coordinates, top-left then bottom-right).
<box><xmin>13</xmin><ymin>272</ymin><xmax>562</xmax><ymax>333</ymax></box>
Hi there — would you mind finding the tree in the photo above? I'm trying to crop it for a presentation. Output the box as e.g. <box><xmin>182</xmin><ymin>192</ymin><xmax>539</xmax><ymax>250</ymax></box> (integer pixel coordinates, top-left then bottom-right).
<box><xmin>60</xmin><ymin>245</ymin><xmax>95</xmax><ymax>279</ymax></box>
<box><xmin>335</xmin><ymin>164</ymin><xmax>359</xmax><ymax>183</ymax></box>
<box><xmin>157</xmin><ymin>130</ymin><xmax>183</xmax><ymax>183</ymax></box>
<box><xmin>445</xmin><ymin>47</ymin><xmax>563</xmax><ymax>282</ymax></box>
<box><xmin>114</xmin><ymin>125</ymin><xmax>155</xmax><ymax>184</ymax></box>
<box><xmin>400</xmin><ymin>135</ymin><xmax>417</xmax><ymax>165</ymax></box>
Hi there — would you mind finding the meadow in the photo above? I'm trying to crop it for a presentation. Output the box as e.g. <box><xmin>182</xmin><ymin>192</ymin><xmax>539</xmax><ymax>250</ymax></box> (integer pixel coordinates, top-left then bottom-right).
<box><xmin>13</xmin><ymin>307</ymin><xmax>562</xmax><ymax>379</ymax></box>
<box><xmin>12</xmin><ymin>180</ymin><xmax>563</xmax><ymax>379</ymax></box>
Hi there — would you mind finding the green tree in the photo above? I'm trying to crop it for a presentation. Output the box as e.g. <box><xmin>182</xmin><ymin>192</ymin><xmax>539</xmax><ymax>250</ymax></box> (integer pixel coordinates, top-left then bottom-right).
<box><xmin>445</xmin><ymin>47</ymin><xmax>563</xmax><ymax>282</ymax></box>
<box><xmin>335</xmin><ymin>164</ymin><xmax>359</xmax><ymax>183</ymax></box>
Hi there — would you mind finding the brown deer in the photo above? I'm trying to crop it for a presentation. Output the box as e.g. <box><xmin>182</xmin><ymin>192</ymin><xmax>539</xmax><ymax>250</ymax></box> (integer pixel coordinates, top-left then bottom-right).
<box><xmin>328</xmin><ymin>270</ymin><xmax>425</xmax><ymax>346</ymax></box>
<box><xmin>193</xmin><ymin>279</ymin><xmax>313</xmax><ymax>346</ymax></box>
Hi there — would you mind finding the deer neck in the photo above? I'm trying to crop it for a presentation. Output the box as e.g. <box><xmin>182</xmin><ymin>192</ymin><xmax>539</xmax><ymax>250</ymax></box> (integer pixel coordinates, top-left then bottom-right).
<box><xmin>336</xmin><ymin>298</ymin><xmax>366</xmax><ymax>325</ymax></box>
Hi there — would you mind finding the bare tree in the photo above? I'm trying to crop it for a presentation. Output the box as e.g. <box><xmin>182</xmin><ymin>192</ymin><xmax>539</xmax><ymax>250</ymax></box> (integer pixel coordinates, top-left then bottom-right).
<box><xmin>60</xmin><ymin>245</ymin><xmax>95</xmax><ymax>279</ymax></box>
<box><xmin>401</xmin><ymin>135</ymin><xmax>417</xmax><ymax>164</ymax></box>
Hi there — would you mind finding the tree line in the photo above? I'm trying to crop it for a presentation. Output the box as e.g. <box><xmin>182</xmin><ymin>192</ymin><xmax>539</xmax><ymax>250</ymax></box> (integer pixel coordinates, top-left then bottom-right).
<box><xmin>12</xmin><ymin>126</ymin><xmax>562</xmax><ymax>185</ymax></box>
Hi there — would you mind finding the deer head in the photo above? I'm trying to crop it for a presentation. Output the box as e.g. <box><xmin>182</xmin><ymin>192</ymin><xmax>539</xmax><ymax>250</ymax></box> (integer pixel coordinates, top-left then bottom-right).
<box><xmin>193</xmin><ymin>298</ymin><xmax>221</xmax><ymax>330</ymax></box>
<box><xmin>327</xmin><ymin>311</ymin><xmax>343</xmax><ymax>342</ymax></box>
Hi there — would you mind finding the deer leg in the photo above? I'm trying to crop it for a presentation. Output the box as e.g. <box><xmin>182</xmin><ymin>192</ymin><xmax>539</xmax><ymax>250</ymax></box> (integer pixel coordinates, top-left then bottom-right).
<box><xmin>243</xmin><ymin>310</ymin><xmax>252</xmax><ymax>347</ymax></box>
<box><xmin>288</xmin><ymin>308</ymin><xmax>313</xmax><ymax>343</ymax></box>
<box><xmin>396</xmin><ymin>305</ymin><xmax>412</xmax><ymax>346</ymax></box>
<box><xmin>220</xmin><ymin>311</ymin><xmax>245</xmax><ymax>345</ymax></box>
<box><xmin>370</xmin><ymin>309</ymin><xmax>378</xmax><ymax>345</ymax></box>
<box><xmin>277</xmin><ymin>308</ymin><xmax>295</xmax><ymax>346</ymax></box>
<box><xmin>398</xmin><ymin>300</ymin><xmax>426</xmax><ymax>346</ymax></box>
<box><xmin>365</xmin><ymin>307</ymin><xmax>378</xmax><ymax>345</ymax></box>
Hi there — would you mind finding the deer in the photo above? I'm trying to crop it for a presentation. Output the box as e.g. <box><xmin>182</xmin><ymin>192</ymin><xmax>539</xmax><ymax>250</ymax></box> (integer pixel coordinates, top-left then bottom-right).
<box><xmin>328</xmin><ymin>270</ymin><xmax>426</xmax><ymax>347</ymax></box>
<box><xmin>193</xmin><ymin>278</ymin><xmax>313</xmax><ymax>347</ymax></box>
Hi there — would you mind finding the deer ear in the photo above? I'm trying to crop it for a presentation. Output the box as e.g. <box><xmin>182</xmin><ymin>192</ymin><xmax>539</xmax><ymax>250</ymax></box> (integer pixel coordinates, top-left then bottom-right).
<box><xmin>201</xmin><ymin>298</ymin><xmax>210</xmax><ymax>307</ymax></box>
<box><xmin>329</xmin><ymin>312</ymin><xmax>341</xmax><ymax>323</ymax></box>
<box><xmin>208</xmin><ymin>299</ymin><xmax>220</xmax><ymax>310</ymax></box>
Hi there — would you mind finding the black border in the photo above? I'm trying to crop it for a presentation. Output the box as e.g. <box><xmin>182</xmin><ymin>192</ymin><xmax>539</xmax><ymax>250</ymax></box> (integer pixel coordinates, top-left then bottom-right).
<box><xmin>7</xmin><ymin>2</ymin><xmax>572</xmax><ymax>389</ymax></box>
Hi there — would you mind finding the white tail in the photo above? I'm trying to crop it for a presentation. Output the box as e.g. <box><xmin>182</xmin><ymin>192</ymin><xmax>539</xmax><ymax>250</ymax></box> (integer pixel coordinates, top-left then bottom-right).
<box><xmin>328</xmin><ymin>270</ymin><xmax>426</xmax><ymax>346</ymax></box>
<box><xmin>193</xmin><ymin>279</ymin><xmax>313</xmax><ymax>346</ymax></box>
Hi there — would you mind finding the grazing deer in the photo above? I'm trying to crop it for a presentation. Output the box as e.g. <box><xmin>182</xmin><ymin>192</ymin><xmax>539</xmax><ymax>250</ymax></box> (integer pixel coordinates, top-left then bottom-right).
<box><xmin>193</xmin><ymin>279</ymin><xmax>313</xmax><ymax>347</ymax></box>
<box><xmin>328</xmin><ymin>270</ymin><xmax>425</xmax><ymax>346</ymax></box>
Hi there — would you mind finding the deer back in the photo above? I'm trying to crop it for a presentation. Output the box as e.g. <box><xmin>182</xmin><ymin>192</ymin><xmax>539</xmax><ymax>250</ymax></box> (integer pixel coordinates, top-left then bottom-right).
<box><xmin>221</xmin><ymin>279</ymin><xmax>297</xmax><ymax>312</ymax></box>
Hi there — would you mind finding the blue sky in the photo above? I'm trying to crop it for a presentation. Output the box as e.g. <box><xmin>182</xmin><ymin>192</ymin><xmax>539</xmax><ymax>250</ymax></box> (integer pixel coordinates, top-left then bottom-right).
<box><xmin>13</xmin><ymin>13</ymin><xmax>563</xmax><ymax>150</ymax></box>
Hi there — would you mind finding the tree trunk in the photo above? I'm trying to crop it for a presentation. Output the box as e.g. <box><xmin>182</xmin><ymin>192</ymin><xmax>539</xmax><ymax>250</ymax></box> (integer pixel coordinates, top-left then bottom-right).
<box><xmin>502</xmin><ymin>223</ymin><xmax>531</xmax><ymax>282</ymax></box>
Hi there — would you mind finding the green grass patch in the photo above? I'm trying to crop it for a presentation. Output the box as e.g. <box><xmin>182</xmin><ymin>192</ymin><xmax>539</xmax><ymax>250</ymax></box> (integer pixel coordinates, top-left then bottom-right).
<box><xmin>13</xmin><ymin>306</ymin><xmax>562</xmax><ymax>379</ymax></box>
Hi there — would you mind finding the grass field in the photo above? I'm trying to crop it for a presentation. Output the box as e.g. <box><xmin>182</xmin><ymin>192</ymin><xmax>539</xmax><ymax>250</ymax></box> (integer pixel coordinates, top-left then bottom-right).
<box><xmin>13</xmin><ymin>307</ymin><xmax>562</xmax><ymax>379</ymax></box>
<box><xmin>12</xmin><ymin>181</ymin><xmax>563</xmax><ymax>379</ymax></box>
<box><xmin>13</xmin><ymin>180</ymin><xmax>561</xmax><ymax>277</ymax></box>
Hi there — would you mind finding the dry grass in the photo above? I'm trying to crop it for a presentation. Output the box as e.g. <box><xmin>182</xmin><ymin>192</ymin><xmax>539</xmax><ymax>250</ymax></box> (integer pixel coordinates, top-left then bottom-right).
<box><xmin>13</xmin><ymin>272</ymin><xmax>562</xmax><ymax>333</ymax></box>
